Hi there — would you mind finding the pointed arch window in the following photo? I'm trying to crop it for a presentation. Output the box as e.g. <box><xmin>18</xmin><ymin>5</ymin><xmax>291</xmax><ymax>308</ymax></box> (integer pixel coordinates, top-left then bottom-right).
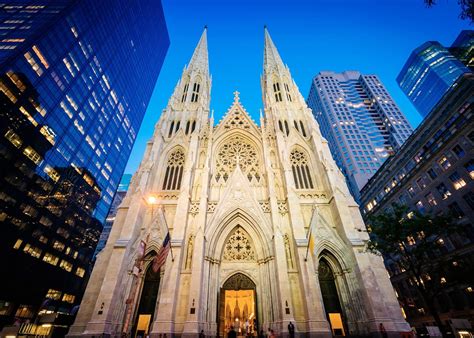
<box><xmin>284</xmin><ymin>120</ymin><xmax>290</xmax><ymax>136</ymax></box>
<box><xmin>273</xmin><ymin>82</ymin><xmax>282</xmax><ymax>102</ymax></box>
<box><xmin>278</xmin><ymin>120</ymin><xmax>284</xmax><ymax>133</ymax></box>
<box><xmin>162</xmin><ymin>149</ymin><xmax>185</xmax><ymax>190</ymax></box>
<box><xmin>299</xmin><ymin>121</ymin><xmax>307</xmax><ymax>137</ymax></box>
<box><xmin>294</xmin><ymin>120</ymin><xmax>299</xmax><ymax>131</ymax></box>
<box><xmin>290</xmin><ymin>149</ymin><xmax>314</xmax><ymax>189</ymax></box>
<box><xmin>191</xmin><ymin>120</ymin><xmax>196</xmax><ymax>133</ymax></box>
<box><xmin>175</xmin><ymin>120</ymin><xmax>180</xmax><ymax>132</ymax></box>
<box><xmin>181</xmin><ymin>83</ymin><xmax>189</xmax><ymax>102</ymax></box>
<box><xmin>284</xmin><ymin>83</ymin><xmax>292</xmax><ymax>102</ymax></box>
<box><xmin>168</xmin><ymin>121</ymin><xmax>175</xmax><ymax>138</ymax></box>
<box><xmin>191</xmin><ymin>82</ymin><xmax>200</xmax><ymax>102</ymax></box>
<box><xmin>185</xmin><ymin>120</ymin><xmax>191</xmax><ymax>135</ymax></box>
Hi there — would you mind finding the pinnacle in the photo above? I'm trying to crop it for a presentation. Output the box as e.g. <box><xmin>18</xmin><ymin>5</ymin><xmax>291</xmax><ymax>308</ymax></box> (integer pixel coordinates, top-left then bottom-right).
<box><xmin>188</xmin><ymin>27</ymin><xmax>209</xmax><ymax>75</ymax></box>
<box><xmin>263</xmin><ymin>27</ymin><xmax>285</xmax><ymax>72</ymax></box>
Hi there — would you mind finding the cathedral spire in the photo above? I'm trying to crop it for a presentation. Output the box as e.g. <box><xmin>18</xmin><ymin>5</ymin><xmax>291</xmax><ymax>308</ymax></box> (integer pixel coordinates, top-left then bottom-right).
<box><xmin>188</xmin><ymin>26</ymin><xmax>209</xmax><ymax>75</ymax></box>
<box><xmin>263</xmin><ymin>26</ymin><xmax>285</xmax><ymax>73</ymax></box>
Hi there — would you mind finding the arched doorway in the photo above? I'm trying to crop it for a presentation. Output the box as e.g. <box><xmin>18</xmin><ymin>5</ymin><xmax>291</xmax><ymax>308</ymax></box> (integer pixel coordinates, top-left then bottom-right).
<box><xmin>218</xmin><ymin>273</ymin><xmax>258</xmax><ymax>337</ymax></box>
<box><xmin>132</xmin><ymin>263</ymin><xmax>161</xmax><ymax>338</ymax></box>
<box><xmin>319</xmin><ymin>258</ymin><xmax>346</xmax><ymax>336</ymax></box>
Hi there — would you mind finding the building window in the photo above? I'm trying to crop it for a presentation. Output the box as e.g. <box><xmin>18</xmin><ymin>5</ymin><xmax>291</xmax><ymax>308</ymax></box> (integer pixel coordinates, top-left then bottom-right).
<box><xmin>299</xmin><ymin>121</ymin><xmax>307</xmax><ymax>137</ymax></box>
<box><xmin>451</xmin><ymin>144</ymin><xmax>465</xmax><ymax>158</ymax></box>
<box><xmin>427</xmin><ymin>168</ymin><xmax>438</xmax><ymax>180</ymax></box>
<box><xmin>436</xmin><ymin>183</ymin><xmax>451</xmax><ymax>200</ymax></box>
<box><xmin>415</xmin><ymin>200</ymin><xmax>425</xmax><ymax>214</ymax></box>
<box><xmin>76</xmin><ymin>267</ymin><xmax>85</xmax><ymax>278</ymax></box>
<box><xmin>162</xmin><ymin>149</ymin><xmax>185</xmax><ymax>190</ymax></box>
<box><xmin>4</xmin><ymin>129</ymin><xmax>23</xmax><ymax>148</ymax></box>
<box><xmin>284</xmin><ymin>120</ymin><xmax>289</xmax><ymax>136</ymax></box>
<box><xmin>13</xmin><ymin>239</ymin><xmax>23</xmax><ymax>249</ymax></box>
<box><xmin>59</xmin><ymin>260</ymin><xmax>73</xmax><ymax>272</ymax></box>
<box><xmin>463</xmin><ymin>192</ymin><xmax>474</xmax><ymax>210</ymax></box>
<box><xmin>23</xmin><ymin>146</ymin><xmax>42</xmax><ymax>164</ymax></box>
<box><xmin>448</xmin><ymin>202</ymin><xmax>464</xmax><ymax>218</ymax></box>
<box><xmin>42</xmin><ymin>253</ymin><xmax>59</xmax><ymax>266</ymax></box>
<box><xmin>45</xmin><ymin>289</ymin><xmax>61</xmax><ymax>300</ymax></box>
<box><xmin>181</xmin><ymin>83</ymin><xmax>189</xmax><ymax>102</ymax></box>
<box><xmin>191</xmin><ymin>82</ymin><xmax>200</xmax><ymax>102</ymax></box>
<box><xmin>185</xmin><ymin>120</ymin><xmax>191</xmax><ymax>135</ymax></box>
<box><xmin>273</xmin><ymin>82</ymin><xmax>282</xmax><ymax>102</ymax></box>
<box><xmin>168</xmin><ymin>121</ymin><xmax>175</xmax><ymax>138</ymax></box>
<box><xmin>278</xmin><ymin>120</ymin><xmax>283</xmax><ymax>133</ymax></box>
<box><xmin>62</xmin><ymin>294</ymin><xmax>75</xmax><ymax>304</ymax></box>
<box><xmin>53</xmin><ymin>240</ymin><xmax>65</xmax><ymax>251</ymax></box>
<box><xmin>290</xmin><ymin>149</ymin><xmax>314</xmax><ymax>189</ymax></box>
<box><xmin>416</xmin><ymin>176</ymin><xmax>428</xmax><ymax>190</ymax></box>
<box><xmin>23</xmin><ymin>244</ymin><xmax>41</xmax><ymax>258</ymax></box>
<box><xmin>425</xmin><ymin>193</ymin><xmax>437</xmax><ymax>207</ymax></box>
<box><xmin>449</xmin><ymin>172</ymin><xmax>466</xmax><ymax>190</ymax></box>
<box><xmin>284</xmin><ymin>83</ymin><xmax>292</xmax><ymax>101</ymax></box>
<box><xmin>438</xmin><ymin>156</ymin><xmax>451</xmax><ymax>171</ymax></box>
<box><xmin>407</xmin><ymin>185</ymin><xmax>416</xmax><ymax>197</ymax></box>
<box><xmin>464</xmin><ymin>160</ymin><xmax>474</xmax><ymax>179</ymax></box>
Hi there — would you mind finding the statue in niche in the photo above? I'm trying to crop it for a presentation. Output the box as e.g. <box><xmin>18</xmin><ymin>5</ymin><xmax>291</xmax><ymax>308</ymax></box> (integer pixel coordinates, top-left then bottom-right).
<box><xmin>185</xmin><ymin>234</ymin><xmax>194</xmax><ymax>269</ymax></box>
<box><xmin>283</xmin><ymin>233</ymin><xmax>294</xmax><ymax>269</ymax></box>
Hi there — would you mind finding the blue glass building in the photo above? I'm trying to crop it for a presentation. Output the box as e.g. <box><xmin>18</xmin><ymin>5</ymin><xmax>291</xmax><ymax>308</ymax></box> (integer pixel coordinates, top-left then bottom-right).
<box><xmin>0</xmin><ymin>0</ymin><xmax>169</xmax><ymax>335</ymax></box>
<box><xmin>307</xmin><ymin>71</ymin><xmax>413</xmax><ymax>202</ymax></box>
<box><xmin>397</xmin><ymin>35</ymin><xmax>471</xmax><ymax>118</ymax></box>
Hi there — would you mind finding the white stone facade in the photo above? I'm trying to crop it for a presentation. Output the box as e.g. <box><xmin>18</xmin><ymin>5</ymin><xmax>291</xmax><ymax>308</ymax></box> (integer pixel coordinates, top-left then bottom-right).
<box><xmin>68</xmin><ymin>28</ymin><xmax>410</xmax><ymax>338</ymax></box>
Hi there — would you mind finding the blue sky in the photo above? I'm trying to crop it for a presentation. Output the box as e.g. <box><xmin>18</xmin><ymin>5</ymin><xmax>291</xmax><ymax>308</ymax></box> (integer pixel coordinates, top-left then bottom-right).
<box><xmin>124</xmin><ymin>0</ymin><xmax>471</xmax><ymax>174</ymax></box>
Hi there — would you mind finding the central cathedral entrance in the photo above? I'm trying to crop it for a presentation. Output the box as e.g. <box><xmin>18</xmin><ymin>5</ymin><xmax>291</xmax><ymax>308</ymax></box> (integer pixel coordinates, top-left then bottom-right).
<box><xmin>218</xmin><ymin>273</ymin><xmax>258</xmax><ymax>337</ymax></box>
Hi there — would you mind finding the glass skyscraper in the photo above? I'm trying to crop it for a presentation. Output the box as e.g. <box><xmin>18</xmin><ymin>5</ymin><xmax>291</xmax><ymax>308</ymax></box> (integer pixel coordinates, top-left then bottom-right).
<box><xmin>0</xmin><ymin>0</ymin><xmax>169</xmax><ymax>335</ymax></box>
<box><xmin>307</xmin><ymin>71</ymin><xmax>413</xmax><ymax>202</ymax></box>
<box><xmin>397</xmin><ymin>32</ymin><xmax>471</xmax><ymax>118</ymax></box>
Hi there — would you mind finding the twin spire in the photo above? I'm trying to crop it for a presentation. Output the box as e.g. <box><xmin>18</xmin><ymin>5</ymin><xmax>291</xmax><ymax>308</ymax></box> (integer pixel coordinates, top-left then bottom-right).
<box><xmin>187</xmin><ymin>26</ymin><xmax>209</xmax><ymax>75</ymax></box>
<box><xmin>186</xmin><ymin>26</ymin><xmax>286</xmax><ymax>77</ymax></box>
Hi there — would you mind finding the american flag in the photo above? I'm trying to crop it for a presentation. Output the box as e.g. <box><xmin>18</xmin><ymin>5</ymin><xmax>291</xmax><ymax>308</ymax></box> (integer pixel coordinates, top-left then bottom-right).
<box><xmin>152</xmin><ymin>233</ymin><xmax>171</xmax><ymax>272</ymax></box>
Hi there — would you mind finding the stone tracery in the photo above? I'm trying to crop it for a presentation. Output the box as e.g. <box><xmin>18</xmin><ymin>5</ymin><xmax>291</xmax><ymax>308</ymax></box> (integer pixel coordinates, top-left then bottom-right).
<box><xmin>215</xmin><ymin>135</ymin><xmax>261</xmax><ymax>183</ymax></box>
<box><xmin>222</xmin><ymin>226</ymin><xmax>256</xmax><ymax>261</ymax></box>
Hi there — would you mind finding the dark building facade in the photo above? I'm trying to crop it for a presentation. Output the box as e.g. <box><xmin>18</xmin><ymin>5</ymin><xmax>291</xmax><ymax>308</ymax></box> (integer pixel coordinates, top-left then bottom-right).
<box><xmin>0</xmin><ymin>1</ymin><xmax>169</xmax><ymax>336</ymax></box>
<box><xmin>94</xmin><ymin>174</ymin><xmax>131</xmax><ymax>255</ymax></box>
<box><xmin>307</xmin><ymin>71</ymin><xmax>413</xmax><ymax>202</ymax></box>
<box><xmin>360</xmin><ymin>74</ymin><xmax>474</xmax><ymax>330</ymax></box>
<box><xmin>397</xmin><ymin>31</ymin><xmax>472</xmax><ymax>118</ymax></box>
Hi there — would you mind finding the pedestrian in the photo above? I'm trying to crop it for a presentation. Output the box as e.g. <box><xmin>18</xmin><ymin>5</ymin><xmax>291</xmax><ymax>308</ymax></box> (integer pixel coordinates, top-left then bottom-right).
<box><xmin>270</xmin><ymin>329</ymin><xmax>276</xmax><ymax>338</ymax></box>
<box><xmin>379</xmin><ymin>323</ymin><xmax>388</xmax><ymax>338</ymax></box>
<box><xmin>228</xmin><ymin>326</ymin><xmax>237</xmax><ymax>338</ymax></box>
<box><xmin>288</xmin><ymin>321</ymin><xmax>295</xmax><ymax>338</ymax></box>
<box><xmin>199</xmin><ymin>329</ymin><xmax>205</xmax><ymax>338</ymax></box>
<box><xmin>259</xmin><ymin>328</ymin><xmax>265</xmax><ymax>338</ymax></box>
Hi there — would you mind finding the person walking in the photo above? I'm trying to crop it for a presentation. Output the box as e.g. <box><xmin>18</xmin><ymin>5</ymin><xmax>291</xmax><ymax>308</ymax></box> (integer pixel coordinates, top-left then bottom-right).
<box><xmin>379</xmin><ymin>323</ymin><xmax>388</xmax><ymax>338</ymax></box>
<box><xmin>288</xmin><ymin>321</ymin><xmax>295</xmax><ymax>338</ymax></box>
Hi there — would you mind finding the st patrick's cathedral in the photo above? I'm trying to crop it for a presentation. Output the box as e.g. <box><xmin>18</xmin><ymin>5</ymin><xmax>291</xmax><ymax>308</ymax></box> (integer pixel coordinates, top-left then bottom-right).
<box><xmin>68</xmin><ymin>28</ymin><xmax>410</xmax><ymax>338</ymax></box>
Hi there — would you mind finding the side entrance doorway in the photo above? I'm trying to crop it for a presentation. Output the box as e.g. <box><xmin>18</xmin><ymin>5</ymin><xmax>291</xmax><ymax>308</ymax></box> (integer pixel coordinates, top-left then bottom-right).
<box><xmin>218</xmin><ymin>273</ymin><xmax>258</xmax><ymax>337</ymax></box>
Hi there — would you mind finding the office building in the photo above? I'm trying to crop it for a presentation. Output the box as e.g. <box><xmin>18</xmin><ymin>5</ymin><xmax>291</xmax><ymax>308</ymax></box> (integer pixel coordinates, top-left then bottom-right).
<box><xmin>95</xmin><ymin>174</ymin><xmax>132</xmax><ymax>255</ymax></box>
<box><xmin>397</xmin><ymin>31</ymin><xmax>472</xmax><ymax>118</ymax></box>
<box><xmin>360</xmin><ymin>73</ymin><xmax>474</xmax><ymax>329</ymax></box>
<box><xmin>0</xmin><ymin>0</ymin><xmax>169</xmax><ymax>336</ymax></box>
<box><xmin>307</xmin><ymin>71</ymin><xmax>413</xmax><ymax>201</ymax></box>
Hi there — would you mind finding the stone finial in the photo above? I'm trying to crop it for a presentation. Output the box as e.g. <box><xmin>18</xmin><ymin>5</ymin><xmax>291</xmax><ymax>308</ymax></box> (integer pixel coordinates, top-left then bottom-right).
<box><xmin>233</xmin><ymin>90</ymin><xmax>240</xmax><ymax>103</ymax></box>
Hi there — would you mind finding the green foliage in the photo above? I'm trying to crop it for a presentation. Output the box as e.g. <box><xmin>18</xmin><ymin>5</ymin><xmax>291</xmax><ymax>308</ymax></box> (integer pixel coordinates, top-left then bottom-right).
<box><xmin>424</xmin><ymin>0</ymin><xmax>474</xmax><ymax>22</ymax></box>
<box><xmin>366</xmin><ymin>204</ymin><xmax>473</xmax><ymax>331</ymax></box>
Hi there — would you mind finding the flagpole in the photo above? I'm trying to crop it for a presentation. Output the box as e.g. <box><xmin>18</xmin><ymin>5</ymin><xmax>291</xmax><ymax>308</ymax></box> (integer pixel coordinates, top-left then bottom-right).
<box><xmin>158</xmin><ymin>205</ymin><xmax>174</xmax><ymax>262</ymax></box>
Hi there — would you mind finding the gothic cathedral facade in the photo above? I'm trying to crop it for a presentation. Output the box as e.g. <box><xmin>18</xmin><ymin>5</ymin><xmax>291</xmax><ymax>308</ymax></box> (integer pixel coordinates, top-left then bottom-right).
<box><xmin>68</xmin><ymin>28</ymin><xmax>409</xmax><ymax>338</ymax></box>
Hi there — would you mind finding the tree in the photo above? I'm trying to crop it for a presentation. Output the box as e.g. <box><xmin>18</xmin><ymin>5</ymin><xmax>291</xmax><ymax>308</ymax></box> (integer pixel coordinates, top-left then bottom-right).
<box><xmin>366</xmin><ymin>205</ymin><xmax>474</xmax><ymax>337</ymax></box>
<box><xmin>424</xmin><ymin>0</ymin><xmax>474</xmax><ymax>22</ymax></box>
